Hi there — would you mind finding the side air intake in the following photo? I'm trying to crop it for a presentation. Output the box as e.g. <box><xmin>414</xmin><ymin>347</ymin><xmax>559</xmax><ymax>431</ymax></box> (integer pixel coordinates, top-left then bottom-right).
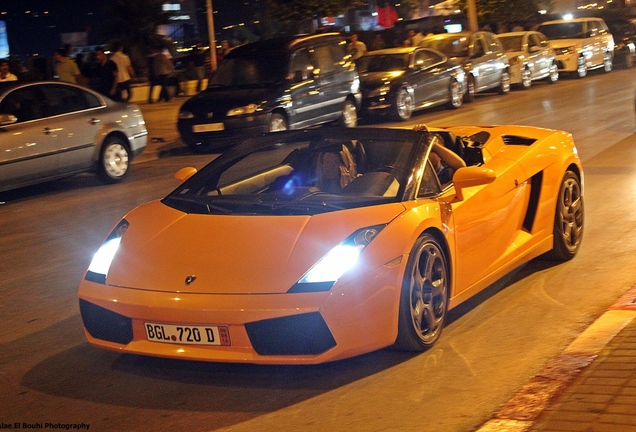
<box><xmin>502</xmin><ymin>135</ymin><xmax>536</xmax><ymax>146</ymax></box>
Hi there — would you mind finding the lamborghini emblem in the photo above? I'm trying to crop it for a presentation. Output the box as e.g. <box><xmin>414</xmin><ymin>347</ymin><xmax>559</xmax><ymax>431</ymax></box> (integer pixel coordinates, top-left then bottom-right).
<box><xmin>185</xmin><ymin>275</ymin><xmax>197</xmax><ymax>285</ymax></box>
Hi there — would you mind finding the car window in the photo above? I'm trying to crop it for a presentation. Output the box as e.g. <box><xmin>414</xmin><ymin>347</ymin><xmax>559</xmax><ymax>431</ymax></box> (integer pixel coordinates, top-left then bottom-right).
<box><xmin>311</xmin><ymin>44</ymin><xmax>337</xmax><ymax>74</ymax></box>
<box><xmin>538</xmin><ymin>33</ymin><xmax>550</xmax><ymax>47</ymax></box>
<box><xmin>357</xmin><ymin>54</ymin><xmax>409</xmax><ymax>72</ymax></box>
<box><xmin>499</xmin><ymin>36</ymin><xmax>523</xmax><ymax>52</ymax></box>
<box><xmin>538</xmin><ymin>22</ymin><xmax>585</xmax><ymax>39</ymax></box>
<box><xmin>528</xmin><ymin>34</ymin><xmax>540</xmax><ymax>50</ymax></box>
<box><xmin>420</xmin><ymin>36</ymin><xmax>469</xmax><ymax>57</ymax></box>
<box><xmin>414</xmin><ymin>50</ymin><xmax>440</xmax><ymax>68</ymax></box>
<box><xmin>288</xmin><ymin>48</ymin><xmax>314</xmax><ymax>81</ymax></box>
<box><xmin>472</xmin><ymin>36</ymin><xmax>486</xmax><ymax>57</ymax></box>
<box><xmin>0</xmin><ymin>87</ymin><xmax>45</xmax><ymax>122</ymax></box>
<box><xmin>484</xmin><ymin>33</ymin><xmax>500</xmax><ymax>53</ymax></box>
<box><xmin>418</xmin><ymin>160</ymin><xmax>442</xmax><ymax>197</ymax></box>
<box><xmin>41</xmin><ymin>84</ymin><xmax>93</xmax><ymax>116</ymax></box>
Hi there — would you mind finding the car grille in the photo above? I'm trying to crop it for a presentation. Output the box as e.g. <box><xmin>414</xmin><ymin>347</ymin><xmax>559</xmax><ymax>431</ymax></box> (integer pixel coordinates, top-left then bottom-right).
<box><xmin>245</xmin><ymin>312</ymin><xmax>337</xmax><ymax>356</ymax></box>
<box><xmin>80</xmin><ymin>299</ymin><xmax>133</xmax><ymax>345</ymax></box>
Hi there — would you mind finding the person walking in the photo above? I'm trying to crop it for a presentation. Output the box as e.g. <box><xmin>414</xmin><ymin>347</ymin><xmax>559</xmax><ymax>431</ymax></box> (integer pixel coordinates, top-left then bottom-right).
<box><xmin>91</xmin><ymin>47</ymin><xmax>118</xmax><ymax>100</ymax></box>
<box><xmin>348</xmin><ymin>34</ymin><xmax>367</xmax><ymax>60</ymax></box>
<box><xmin>54</xmin><ymin>48</ymin><xmax>81</xmax><ymax>84</ymax></box>
<box><xmin>152</xmin><ymin>49</ymin><xmax>174</xmax><ymax>103</ymax></box>
<box><xmin>110</xmin><ymin>42</ymin><xmax>135</xmax><ymax>102</ymax></box>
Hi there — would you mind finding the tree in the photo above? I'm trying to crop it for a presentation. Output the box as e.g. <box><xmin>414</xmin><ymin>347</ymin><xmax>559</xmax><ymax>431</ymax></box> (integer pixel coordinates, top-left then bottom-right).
<box><xmin>266</xmin><ymin>0</ymin><xmax>363</xmax><ymax>33</ymax></box>
<box><xmin>103</xmin><ymin>0</ymin><xmax>173</xmax><ymax>77</ymax></box>
<box><xmin>457</xmin><ymin>0</ymin><xmax>552</xmax><ymax>31</ymax></box>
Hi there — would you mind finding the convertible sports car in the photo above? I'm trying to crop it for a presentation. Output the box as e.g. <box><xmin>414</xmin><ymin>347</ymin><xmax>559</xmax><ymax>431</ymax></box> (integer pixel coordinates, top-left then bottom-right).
<box><xmin>78</xmin><ymin>125</ymin><xmax>584</xmax><ymax>365</ymax></box>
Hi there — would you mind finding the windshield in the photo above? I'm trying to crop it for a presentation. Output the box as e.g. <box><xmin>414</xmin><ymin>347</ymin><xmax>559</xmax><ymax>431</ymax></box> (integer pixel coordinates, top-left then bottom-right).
<box><xmin>538</xmin><ymin>22</ymin><xmax>585</xmax><ymax>39</ymax></box>
<box><xmin>498</xmin><ymin>36</ymin><xmax>523</xmax><ymax>52</ymax></box>
<box><xmin>163</xmin><ymin>130</ymin><xmax>423</xmax><ymax>216</ymax></box>
<box><xmin>209</xmin><ymin>53</ymin><xmax>287</xmax><ymax>87</ymax></box>
<box><xmin>419</xmin><ymin>36</ymin><xmax>469</xmax><ymax>57</ymax></box>
<box><xmin>357</xmin><ymin>54</ymin><xmax>410</xmax><ymax>72</ymax></box>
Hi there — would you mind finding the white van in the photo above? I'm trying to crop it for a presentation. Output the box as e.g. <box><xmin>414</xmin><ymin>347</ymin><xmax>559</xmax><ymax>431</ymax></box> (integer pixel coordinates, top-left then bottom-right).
<box><xmin>537</xmin><ymin>18</ymin><xmax>614</xmax><ymax>78</ymax></box>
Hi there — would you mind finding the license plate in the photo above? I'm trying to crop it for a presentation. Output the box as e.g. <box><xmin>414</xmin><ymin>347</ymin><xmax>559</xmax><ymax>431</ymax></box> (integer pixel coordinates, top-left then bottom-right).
<box><xmin>193</xmin><ymin>123</ymin><xmax>224</xmax><ymax>133</ymax></box>
<box><xmin>145</xmin><ymin>322</ymin><xmax>231</xmax><ymax>346</ymax></box>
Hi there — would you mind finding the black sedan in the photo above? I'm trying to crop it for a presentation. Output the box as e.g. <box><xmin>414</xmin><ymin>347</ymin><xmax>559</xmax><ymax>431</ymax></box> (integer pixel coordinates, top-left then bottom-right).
<box><xmin>606</xmin><ymin>19</ymin><xmax>636</xmax><ymax>68</ymax></box>
<box><xmin>357</xmin><ymin>47</ymin><xmax>466</xmax><ymax>122</ymax></box>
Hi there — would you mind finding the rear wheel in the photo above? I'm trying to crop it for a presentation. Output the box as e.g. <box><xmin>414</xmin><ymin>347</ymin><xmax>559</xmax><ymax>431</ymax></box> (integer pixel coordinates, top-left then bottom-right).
<box><xmin>625</xmin><ymin>52</ymin><xmax>634</xmax><ymax>68</ymax></box>
<box><xmin>546</xmin><ymin>170</ymin><xmax>584</xmax><ymax>261</ymax></box>
<box><xmin>393</xmin><ymin>88</ymin><xmax>414</xmax><ymax>121</ymax></box>
<box><xmin>547</xmin><ymin>62</ymin><xmax>559</xmax><ymax>83</ymax></box>
<box><xmin>268</xmin><ymin>112</ymin><xmax>287</xmax><ymax>132</ymax></box>
<box><xmin>394</xmin><ymin>233</ymin><xmax>449</xmax><ymax>351</ymax></box>
<box><xmin>521</xmin><ymin>67</ymin><xmax>532</xmax><ymax>89</ymax></box>
<box><xmin>339</xmin><ymin>98</ymin><xmax>358</xmax><ymax>127</ymax></box>
<box><xmin>97</xmin><ymin>136</ymin><xmax>130</xmax><ymax>183</ymax></box>
<box><xmin>448</xmin><ymin>80</ymin><xmax>463</xmax><ymax>109</ymax></box>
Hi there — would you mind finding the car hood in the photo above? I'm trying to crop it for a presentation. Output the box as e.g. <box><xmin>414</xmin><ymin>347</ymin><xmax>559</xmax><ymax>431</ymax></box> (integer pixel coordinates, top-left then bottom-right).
<box><xmin>359</xmin><ymin>71</ymin><xmax>405</xmax><ymax>89</ymax></box>
<box><xmin>106</xmin><ymin>200</ymin><xmax>406</xmax><ymax>294</ymax></box>
<box><xmin>181</xmin><ymin>86</ymin><xmax>279</xmax><ymax>114</ymax></box>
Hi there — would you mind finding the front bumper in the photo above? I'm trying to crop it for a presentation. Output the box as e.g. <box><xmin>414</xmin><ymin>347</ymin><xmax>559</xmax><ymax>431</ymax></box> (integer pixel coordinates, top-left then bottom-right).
<box><xmin>78</xmin><ymin>258</ymin><xmax>405</xmax><ymax>365</ymax></box>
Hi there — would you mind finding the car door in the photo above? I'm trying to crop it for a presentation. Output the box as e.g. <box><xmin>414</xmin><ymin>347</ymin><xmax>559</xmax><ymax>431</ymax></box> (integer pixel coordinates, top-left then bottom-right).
<box><xmin>287</xmin><ymin>47</ymin><xmax>324</xmax><ymax>127</ymax></box>
<box><xmin>526</xmin><ymin>33</ymin><xmax>544</xmax><ymax>79</ymax></box>
<box><xmin>0</xmin><ymin>85</ymin><xmax>60</xmax><ymax>190</ymax></box>
<box><xmin>40</xmin><ymin>84</ymin><xmax>104</xmax><ymax>174</ymax></box>
<box><xmin>412</xmin><ymin>49</ymin><xmax>448</xmax><ymax>105</ymax></box>
<box><xmin>470</xmin><ymin>34</ymin><xmax>497</xmax><ymax>91</ymax></box>
<box><xmin>310</xmin><ymin>42</ymin><xmax>347</xmax><ymax>123</ymax></box>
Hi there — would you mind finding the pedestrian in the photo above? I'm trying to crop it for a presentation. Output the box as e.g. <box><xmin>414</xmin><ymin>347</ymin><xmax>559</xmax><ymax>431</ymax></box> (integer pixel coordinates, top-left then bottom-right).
<box><xmin>91</xmin><ymin>47</ymin><xmax>118</xmax><ymax>100</ymax></box>
<box><xmin>152</xmin><ymin>49</ymin><xmax>174</xmax><ymax>102</ymax></box>
<box><xmin>348</xmin><ymin>34</ymin><xmax>367</xmax><ymax>60</ymax></box>
<box><xmin>111</xmin><ymin>42</ymin><xmax>135</xmax><ymax>102</ymax></box>
<box><xmin>0</xmin><ymin>59</ymin><xmax>18</xmax><ymax>81</ymax></box>
<box><xmin>54</xmin><ymin>48</ymin><xmax>81</xmax><ymax>84</ymax></box>
<box><xmin>190</xmin><ymin>42</ymin><xmax>207</xmax><ymax>92</ymax></box>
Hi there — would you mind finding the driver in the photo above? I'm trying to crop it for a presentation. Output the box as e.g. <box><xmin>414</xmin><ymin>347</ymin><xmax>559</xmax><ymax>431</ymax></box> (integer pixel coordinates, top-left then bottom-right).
<box><xmin>414</xmin><ymin>124</ymin><xmax>466</xmax><ymax>183</ymax></box>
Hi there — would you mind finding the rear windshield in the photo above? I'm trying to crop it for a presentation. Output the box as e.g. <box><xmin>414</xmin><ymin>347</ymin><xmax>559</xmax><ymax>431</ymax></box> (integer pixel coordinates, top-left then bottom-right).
<box><xmin>538</xmin><ymin>22</ymin><xmax>585</xmax><ymax>39</ymax></box>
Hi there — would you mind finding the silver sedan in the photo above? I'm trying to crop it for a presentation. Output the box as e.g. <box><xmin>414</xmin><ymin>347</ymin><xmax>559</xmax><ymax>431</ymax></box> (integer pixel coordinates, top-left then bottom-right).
<box><xmin>0</xmin><ymin>81</ymin><xmax>147</xmax><ymax>192</ymax></box>
<box><xmin>498</xmin><ymin>31</ymin><xmax>559</xmax><ymax>89</ymax></box>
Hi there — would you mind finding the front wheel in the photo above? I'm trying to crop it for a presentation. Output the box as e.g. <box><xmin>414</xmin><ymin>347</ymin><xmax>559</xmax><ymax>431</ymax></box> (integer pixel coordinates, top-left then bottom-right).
<box><xmin>603</xmin><ymin>52</ymin><xmax>613</xmax><ymax>73</ymax></box>
<box><xmin>520</xmin><ymin>67</ymin><xmax>532</xmax><ymax>89</ymax></box>
<box><xmin>339</xmin><ymin>98</ymin><xmax>358</xmax><ymax>127</ymax></box>
<box><xmin>546</xmin><ymin>170</ymin><xmax>584</xmax><ymax>261</ymax></box>
<box><xmin>268</xmin><ymin>113</ymin><xmax>288</xmax><ymax>132</ymax></box>
<box><xmin>448</xmin><ymin>80</ymin><xmax>463</xmax><ymax>109</ymax></box>
<box><xmin>394</xmin><ymin>233</ymin><xmax>449</xmax><ymax>351</ymax></box>
<box><xmin>576</xmin><ymin>56</ymin><xmax>587</xmax><ymax>78</ymax></box>
<box><xmin>498</xmin><ymin>70</ymin><xmax>510</xmax><ymax>94</ymax></box>
<box><xmin>97</xmin><ymin>136</ymin><xmax>130</xmax><ymax>184</ymax></box>
<box><xmin>547</xmin><ymin>62</ymin><xmax>559</xmax><ymax>83</ymax></box>
<box><xmin>393</xmin><ymin>88</ymin><xmax>414</xmax><ymax>121</ymax></box>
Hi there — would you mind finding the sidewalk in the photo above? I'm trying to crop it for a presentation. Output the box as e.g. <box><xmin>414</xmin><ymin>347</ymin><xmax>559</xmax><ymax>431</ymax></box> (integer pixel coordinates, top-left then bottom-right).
<box><xmin>478</xmin><ymin>285</ymin><xmax>636</xmax><ymax>432</ymax></box>
<box><xmin>132</xmin><ymin>96</ymin><xmax>190</xmax><ymax>164</ymax></box>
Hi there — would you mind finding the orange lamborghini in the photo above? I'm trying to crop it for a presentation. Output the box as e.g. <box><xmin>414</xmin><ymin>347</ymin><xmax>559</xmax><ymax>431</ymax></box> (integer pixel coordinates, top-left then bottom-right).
<box><xmin>78</xmin><ymin>126</ymin><xmax>584</xmax><ymax>364</ymax></box>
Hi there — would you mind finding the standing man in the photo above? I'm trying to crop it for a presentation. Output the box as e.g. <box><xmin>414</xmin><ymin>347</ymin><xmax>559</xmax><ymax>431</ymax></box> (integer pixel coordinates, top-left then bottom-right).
<box><xmin>111</xmin><ymin>42</ymin><xmax>135</xmax><ymax>102</ymax></box>
<box><xmin>54</xmin><ymin>48</ymin><xmax>81</xmax><ymax>84</ymax></box>
<box><xmin>0</xmin><ymin>59</ymin><xmax>17</xmax><ymax>81</ymax></box>
<box><xmin>91</xmin><ymin>47</ymin><xmax>118</xmax><ymax>100</ymax></box>
<box><xmin>348</xmin><ymin>34</ymin><xmax>367</xmax><ymax>61</ymax></box>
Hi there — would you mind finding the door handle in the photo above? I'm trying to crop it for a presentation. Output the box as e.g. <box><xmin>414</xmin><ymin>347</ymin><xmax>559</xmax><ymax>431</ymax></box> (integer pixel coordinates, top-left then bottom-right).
<box><xmin>89</xmin><ymin>118</ymin><xmax>100</xmax><ymax>125</ymax></box>
<box><xmin>43</xmin><ymin>127</ymin><xmax>51</xmax><ymax>135</ymax></box>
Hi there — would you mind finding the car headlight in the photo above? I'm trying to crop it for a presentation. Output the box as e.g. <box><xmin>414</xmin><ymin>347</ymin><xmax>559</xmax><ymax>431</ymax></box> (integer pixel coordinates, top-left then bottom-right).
<box><xmin>178</xmin><ymin>110</ymin><xmax>195</xmax><ymax>120</ymax></box>
<box><xmin>226</xmin><ymin>104</ymin><xmax>259</xmax><ymax>117</ymax></box>
<box><xmin>85</xmin><ymin>219</ymin><xmax>129</xmax><ymax>284</ymax></box>
<box><xmin>288</xmin><ymin>225</ymin><xmax>385</xmax><ymax>293</ymax></box>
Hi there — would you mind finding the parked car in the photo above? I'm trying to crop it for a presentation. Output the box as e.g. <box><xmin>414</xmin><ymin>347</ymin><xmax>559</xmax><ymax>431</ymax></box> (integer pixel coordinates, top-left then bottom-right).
<box><xmin>356</xmin><ymin>46</ymin><xmax>466</xmax><ymax>121</ymax></box>
<box><xmin>78</xmin><ymin>125</ymin><xmax>583</xmax><ymax>364</ymax></box>
<box><xmin>537</xmin><ymin>17</ymin><xmax>614</xmax><ymax>78</ymax></box>
<box><xmin>418</xmin><ymin>31</ymin><xmax>510</xmax><ymax>102</ymax></box>
<box><xmin>177</xmin><ymin>33</ymin><xmax>361</xmax><ymax>153</ymax></box>
<box><xmin>497</xmin><ymin>31</ymin><xmax>559</xmax><ymax>88</ymax></box>
<box><xmin>606</xmin><ymin>19</ymin><xmax>636</xmax><ymax>68</ymax></box>
<box><xmin>0</xmin><ymin>81</ymin><xmax>147</xmax><ymax>193</ymax></box>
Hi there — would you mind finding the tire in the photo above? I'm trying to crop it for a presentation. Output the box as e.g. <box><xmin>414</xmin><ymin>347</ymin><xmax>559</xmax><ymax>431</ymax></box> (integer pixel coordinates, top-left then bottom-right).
<box><xmin>603</xmin><ymin>52</ymin><xmax>613</xmax><ymax>73</ymax></box>
<box><xmin>463</xmin><ymin>75</ymin><xmax>475</xmax><ymax>103</ymax></box>
<box><xmin>394</xmin><ymin>233</ymin><xmax>449</xmax><ymax>351</ymax></box>
<box><xmin>576</xmin><ymin>56</ymin><xmax>587</xmax><ymax>78</ymax></box>
<box><xmin>498</xmin><ymin>70</ymin><xmax>510</xmax><ymax>94</ymax></box>
<box><xmin>97</xmin><ymin>136</ymin><xmax>130</xmax><ymax>184</ymax></box>
<box><xmin>521</xmin><ymin>67</ymin><xmax>532</xmax><ymax>89</ymax></box>
<box><xmin>339</xmin><ymin>98</ymin><xmax>358</xmax><ymax>127</ymax></box>
<box><xmin>393</xmin><ymin>88</ymin><xmax>413</xmax><ymax>121</ymax></box>
<box><xmin>546</xmin><ymin>170</ymin><xmax>584</xmax><ymax>261</ymax></box>
<box><xmin>547</xmin><ymin>62</ymin><xmax>559</xmax><ymax>83</ymax></box>
<box><xmin>448</xmin><ymin>79</ymin><xmax>463</xmax><ymax>109</ymax></box>
<box><xmin>268</xmin><ymin>112</ymin><xmax>287</xmax><ymax>132</ymax></box>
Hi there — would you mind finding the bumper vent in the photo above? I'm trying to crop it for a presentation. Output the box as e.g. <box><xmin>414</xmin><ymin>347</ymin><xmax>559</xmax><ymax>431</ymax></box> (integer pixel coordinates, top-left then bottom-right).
<box><xmin>79</xmin><ymin>299</ymin><xmax>133</xmax><ymax>345</ymax></box>
<box><xmin>245</xmin><ymin>312</ymin><xmax>336</xmax><ymax>356</ymax></box>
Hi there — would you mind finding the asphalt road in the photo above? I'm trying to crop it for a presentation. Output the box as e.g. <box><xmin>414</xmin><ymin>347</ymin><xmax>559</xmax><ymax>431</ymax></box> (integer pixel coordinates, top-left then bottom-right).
<box><xmin>1</xmin><ymin>68</ymin><xmax>636</xmax><ymax>432</ymax></box>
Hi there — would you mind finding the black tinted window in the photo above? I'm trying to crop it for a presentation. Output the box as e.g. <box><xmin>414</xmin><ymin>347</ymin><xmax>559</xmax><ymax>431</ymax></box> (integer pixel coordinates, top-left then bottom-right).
<box><xmin>0</xmin><ymin>87</ymin><xmax>45</xmax><ymax>122</ymax></box>
<box><xmin>42</xmin><ymin>85</ymin><xmax>91</xmax><ymax>116</ymax></box>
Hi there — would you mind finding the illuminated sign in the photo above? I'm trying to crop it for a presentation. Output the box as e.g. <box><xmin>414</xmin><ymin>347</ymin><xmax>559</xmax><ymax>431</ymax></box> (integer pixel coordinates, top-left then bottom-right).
<box><xmin>0</xmin><ymin>21</ymin><xmax>8</xmax><ymax>58</ymax></box>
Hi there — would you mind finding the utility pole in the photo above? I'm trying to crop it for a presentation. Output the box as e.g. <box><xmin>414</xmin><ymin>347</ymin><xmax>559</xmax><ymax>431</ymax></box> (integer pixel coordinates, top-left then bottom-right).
<box><xmin>467</xmin><ymin>0</ymin><xmax>478</xmax><ymax>32</ymax></box>
<box><xmin>206</xmin><ymin>0</ymin><xmax>218</xmax><ymax>72</ymax></box>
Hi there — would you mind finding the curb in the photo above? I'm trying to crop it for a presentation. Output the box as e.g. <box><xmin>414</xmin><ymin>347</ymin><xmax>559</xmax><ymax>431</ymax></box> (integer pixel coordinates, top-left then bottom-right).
<box><xmin>476</xmin><ymin>285</ymin><xmax>636</xmax><ymax>432</ymax></box>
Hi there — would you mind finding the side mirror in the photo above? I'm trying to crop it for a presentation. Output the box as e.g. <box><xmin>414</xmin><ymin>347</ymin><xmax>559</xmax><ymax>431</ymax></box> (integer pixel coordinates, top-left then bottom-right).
<box><xmin>0</xmin><ymin>113</ymin><xmax>17</xmax><ymax>126</ymax></box>
<box><xmin>452</xmin><ymin>166</ymin><xmax>496</xmax><ymax>201</ymax></box>
<box><xmin>174</xmin><ymin>167</ymin><xmax>198</xmax><ymax>183</ymax></box>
